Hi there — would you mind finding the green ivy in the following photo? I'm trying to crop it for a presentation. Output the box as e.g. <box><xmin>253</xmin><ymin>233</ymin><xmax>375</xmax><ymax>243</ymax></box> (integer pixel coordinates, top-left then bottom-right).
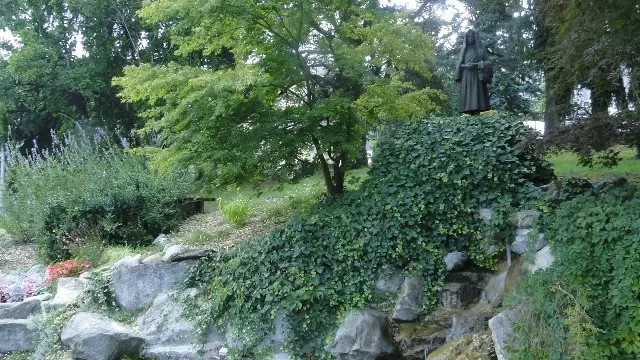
<box><xmin>184</xmin><ymin>114</ymin><xmax>552</xmax><ymax>359</ymax></box>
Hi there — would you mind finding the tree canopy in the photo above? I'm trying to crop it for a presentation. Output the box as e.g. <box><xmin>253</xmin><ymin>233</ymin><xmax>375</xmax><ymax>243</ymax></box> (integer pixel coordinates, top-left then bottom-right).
<box><xmin>115</xmin><ymin>0</ymin><xmax>444</xmax><ymax>194</ymax></box>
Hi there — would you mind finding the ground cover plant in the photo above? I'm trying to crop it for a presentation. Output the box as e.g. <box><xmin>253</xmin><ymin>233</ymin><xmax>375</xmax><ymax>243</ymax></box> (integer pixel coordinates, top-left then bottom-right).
<box><xmin>183</xmin><ymin>114</ymin><xmax>553</xmax><ymax>359</ymax></box>
<box><xmin>505</xmin><ymin>184</ymin><xmax>640</xmax><ymax>359</ymax></box>
<box><xmin>1</xmin><ymin>133</ymin><xmax>194</xmax><ymax>262</ymax></box>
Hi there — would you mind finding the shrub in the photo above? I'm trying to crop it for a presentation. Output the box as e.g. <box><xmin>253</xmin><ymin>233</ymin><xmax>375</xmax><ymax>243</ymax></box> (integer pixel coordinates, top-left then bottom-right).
<box><xmin>1</xmin><ymin>133</ymin><xmax>194</xmax><ymax>261</ymax></box>
<box><xmin>219</xmin><ymin>197</ymin><xmax>250</xmax><ymax>227</ymax></box>
<box><xmin>507</xmin><ymin>185</ymin><xmax>640</xmax><ymax>359</ymax></box>
<box><xmin>183</xmin><ymin>114</ymin><xmax>552</xmax><ymax>358</ymax></box>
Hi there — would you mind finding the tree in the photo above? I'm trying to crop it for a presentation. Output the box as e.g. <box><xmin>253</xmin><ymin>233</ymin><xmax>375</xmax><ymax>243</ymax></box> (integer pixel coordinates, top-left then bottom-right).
<box><xmin>115</xmin><ymin>0</ymin><xmax>443</xmax><ymax>195</ymax></box>
<box><xmin>534</xmin><ymin>0</ymin><xmax>640</xmax><ymax>162</ymax></box>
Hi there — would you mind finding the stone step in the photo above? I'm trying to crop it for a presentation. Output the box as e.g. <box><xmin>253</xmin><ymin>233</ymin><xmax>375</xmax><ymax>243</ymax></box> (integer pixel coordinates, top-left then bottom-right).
<box><xmin>0</xmin><ymin>319</ymin><xmax>35</xmax><ymax>353</ymax></box>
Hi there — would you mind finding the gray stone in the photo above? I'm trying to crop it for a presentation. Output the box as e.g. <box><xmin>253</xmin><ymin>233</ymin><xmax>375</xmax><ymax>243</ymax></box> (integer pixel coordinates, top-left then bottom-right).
<box><xmin>394</xmin><ymin>323</ymin><xmax>447</xmax><ymax>360</ymax></box>
<box><xmin>153</xmin><ymin>234</ymin><xmax>171</xmax><ymax>247</ymax></box>
<box><xmin>143</xmin><ymin>345</ymin><xmax>202</xmax><ymax>360</ymax></box>
<box><xmin>445</xmin><ymin>271</ymin><xmax>490</xmax><ymax>286</ymax></box>
<box><xmin>0</xmin><ymin>319</ymin><xmax>35</xmax><ymax>352</ymax></box>
<box><xmin>478</xmin><ymin>208</ymin><xmax>493</xmax><ymax>224</ymax></box>
<box><xmin>26</xmin><ymin>292</ymin><xmax>52</xmax><ymax>302</ymax></box>
<box><xmin>444</xmin><ymin>252</ymin><xmax>468</xmax><ymax>272</ymax></box>
<box><xmin>0</xmin><ymin>298</ymin><xmax>42</xmax><ymax>319</ymax></box>
<box><xmin>489</xmin><ymin>308</ymin><xmax>518</xmax><ymax>360</ymax></box>
<box><xmin>142</xmin><ymin>253</ymin><xmax>163</xmax><ymax>264</ymax></box>
<box><xmin>44</xmin><ymin>277</ymin><xmax>87</xmax><ymax>311</ymax></box>
<box><xmin>526</xmin><ymin>245</ymin><xmax>554</xmax><ymax>273</ymax></box>
<box><xmin>112</xmin><ymin>261</ymin><xmax>193</xmax><ymax>313</ymax></box>
<box><xmin>171</xmin><ymin>249</ymin><xmax>215</xmax><ymax>262</ymax></box>
<box><xmin>112</xmin><ymin>254</ymin><xmax>142</xmax><ymax>270</ymax></box>
<box><xmin>374</xmin><ymin>271</ymin><xmax>405</xmax><ymax>293</ymax></box>
<box><xmin>482</xmin><ymin>271</ymin><xmax>507</xmax><ymax>308</ymax></box>
<box><xmin>163</xmin><ymin>244</ymin><xmax>189</xmax><ymax>262</ymax></box>
<box><xmin>446</xmin><ymin>303</ymin><xmax>493</xmax><ymax>341</ymax></box>
<box><xmin>137</xmin><ymin>290</ymin><xmax>222</xmax><ymax>351</ymax></box>
<box><xmin>325</xmin><ymin>309</ymin><xmax>396</xmax><ymax>360</ymax></box>
<box><xmin>511</xmin><ymin>229</ymin><xmax>546</xmax><ymax>255</ymax></box>
<box><xmin>509</xmin><ymin>210</ymin><xmax>541</xmax><ymax>228</ymax></box>
<box><xmin>24</xmin><ymin>264</ymin><xmax>47</xmax><ymax>283</ymax></box>
<box><xmin>392</xmin><ymin>276</ymin><xmax>423</xmax><ymax>322</ymax></box>
<box><xmin>438</xmin><ymin>283</ymin><xmax>480</xmax><ymax>310</ymax></box>
<box><xmin>62</xmin><ymin>312</ymin><xmax>144</xmax><ymax>360</ymax></box>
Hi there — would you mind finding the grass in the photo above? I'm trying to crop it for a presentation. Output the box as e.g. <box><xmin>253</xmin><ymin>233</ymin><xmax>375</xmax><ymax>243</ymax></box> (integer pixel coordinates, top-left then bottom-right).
<box><xmin>547</xmin><ymin>147</ymin><xmax>640</xmax><ymax>182</ymax></box>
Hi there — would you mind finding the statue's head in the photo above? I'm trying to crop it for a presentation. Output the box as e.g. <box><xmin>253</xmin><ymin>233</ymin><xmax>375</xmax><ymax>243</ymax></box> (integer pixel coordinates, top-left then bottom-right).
<box><xmin>465</xmin><ymin>30</ymin><xmax>476</xmax><ymax>46</ymax></box>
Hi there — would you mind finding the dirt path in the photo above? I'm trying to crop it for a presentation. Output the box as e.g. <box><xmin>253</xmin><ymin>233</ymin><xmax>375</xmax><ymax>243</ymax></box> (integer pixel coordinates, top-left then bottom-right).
<box><xmin>0</xmin><ymin>240</ymin><xmax>39</xmax><ymax>274</ymax></box>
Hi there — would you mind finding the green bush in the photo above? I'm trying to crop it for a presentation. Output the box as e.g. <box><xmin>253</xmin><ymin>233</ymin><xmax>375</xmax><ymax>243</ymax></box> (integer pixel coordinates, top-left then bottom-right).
<box><xmin>219</xmin><ymin>197</ymin><xmax>250</xmax><ymax>227</ymax></box>
<box><xmin>183</xmin><ymin>114</ymin><xmax>552</xmax><ymax>358</ymax></box>
<box><xmin>2</xmin><ymin>134</ymin><xmax>194</xmax><ymax>262</ymax></box>
<box><xmin>506</xmin><ymin>185</ymin><xmax>640</xmax><ymax>359</ymax></box>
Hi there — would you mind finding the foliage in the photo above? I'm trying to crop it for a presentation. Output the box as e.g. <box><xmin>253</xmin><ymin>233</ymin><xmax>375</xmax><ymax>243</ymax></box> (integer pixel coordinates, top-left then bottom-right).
<box><xmin>1</xmin><ymin>134</ymin><xmax>193</xmax><ymax>262</ymax></box>
<box><xmin>115</xmin><ymin>0</ymin><xmax>445</xmax><ymax>195</ymax></box>
<box><xmin>507</xmin><ymin>184</ymin><xmax>640</xmax><ymax>359</ymax></box>
<box><xmin>218</xmin><ymin>197</ymin><xmax>250</xmax><ymax>228</ymax></box>
<box><xmin>504</xmin><ymin>271</ymin><xmax>605</xmax><ymax>360</ymax></box>
<box><xmin>183</xmin><ymin>114</ymin><xmax>552</xmax><ymax>359</ymax></box>
<box><xmin>28</xmin><ymin>303</ymin><xmax>79</xmax><ymax>360</ymax></box>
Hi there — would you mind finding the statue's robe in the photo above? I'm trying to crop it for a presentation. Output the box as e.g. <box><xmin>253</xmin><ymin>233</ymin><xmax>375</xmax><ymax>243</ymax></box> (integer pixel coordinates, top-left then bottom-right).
<box><xmin>457</xmin><ymin>45</ymin><xmax>491</xmax><ymax>114</ymax></box>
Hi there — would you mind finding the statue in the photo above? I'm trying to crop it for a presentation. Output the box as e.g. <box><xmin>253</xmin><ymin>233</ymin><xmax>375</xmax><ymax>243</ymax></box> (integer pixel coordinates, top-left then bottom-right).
<box><xmin>455</xmin><ymin>29</ymin><xmax>492</xmax><ymax>115</ymax></box>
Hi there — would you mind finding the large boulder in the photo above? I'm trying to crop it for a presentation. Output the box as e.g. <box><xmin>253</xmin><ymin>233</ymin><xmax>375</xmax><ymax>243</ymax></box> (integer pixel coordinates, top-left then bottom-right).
<box><xmin>509</xmin><ymin>210</ymin><xmax>540</xmax><ymax>228</ymax></box>
<box><xmin>445</xmin><ymin>252</ymin><xmax>468</xmax><ymax>272</ymax></box>
<box><xmin>482</xmin><ymin>271</ymin><xmax>506</xmax><ymax>308</ymax></box>
<box><xmin>325</xmin><ymin>309</ymin><xmax>396</xmax><ymax>360</ymax></box>
<box><xmin>137</xmin><ymin>291</ymin><xmax>223</xmax><ymax>359</ymax></box>
<box><xmin>488</xmin><ymin>308</ymin><xmax>518</xmax><ymax>360</ymax></box>
<box><xmin>374</xmin><ymin>271</ymin><xmax>405</xmax><ymax>293</ymax></box>
<box><xmin>511</xmin><ymin>229</ymin><xmax>546</xmax><ymax>255</ymax></box>
<box><xmin>394</xmin><ymin>322</ymin><xmax>447</xmax><ymax>360</ymax></box>
<box><xmin>0</xmin><ymin>319</ymin><xmax>35</xmax><ymax>353</ymax></box>
<box><xmin>526</xmin><ymin>246</ymin><xmax>554</xmax><ymax>273</ymax></box>
<box><xmin>112</xmin><ymin>261</ymin><xmax>193</xmax><ymax>313</ymax></box>
<box><xmin>43</xmin><ymin>277</ymin><xmax>87</xmax><ymax>312</ymax></box>
<box><xmin>392</xmin><ymin>276</ymin><xmax>423</xmax><ymax>322</ymax></box>
<box><xmin>61</xmin><ymin>312</ymin><xmax>144</xmax><ymax>360</ymax></box>
<box><xmin>426</xmin><ymin>331</ymin><xmax>496</xmax><ymax>360</ymax></box>
<box><xmin>0</xmin><ymin>298</ymin><xmax>42</xmax><ymax>319</ymax></box>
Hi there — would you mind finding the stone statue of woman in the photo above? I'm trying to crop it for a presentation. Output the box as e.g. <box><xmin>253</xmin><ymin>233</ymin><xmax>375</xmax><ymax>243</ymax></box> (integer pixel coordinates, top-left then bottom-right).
<box><xmin>455</xmin><ymin>29</ymin><xmax>492</xmax><ymax>115</ymax></box>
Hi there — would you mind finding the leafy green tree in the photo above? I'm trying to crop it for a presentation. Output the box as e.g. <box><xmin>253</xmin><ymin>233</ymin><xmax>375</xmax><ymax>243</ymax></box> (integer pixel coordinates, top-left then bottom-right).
<box><xmin>115</xmin><ymin>0</ymin><xmax>444</xmax><ymax>195</ymax></box>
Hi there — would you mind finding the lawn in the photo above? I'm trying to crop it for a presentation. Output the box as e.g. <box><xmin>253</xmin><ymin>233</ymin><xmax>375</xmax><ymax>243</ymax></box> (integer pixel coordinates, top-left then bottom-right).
<box><xmin>547</xmin><ymin>147</ymin><xmax>640</xmax><ymax>182</ymax></box>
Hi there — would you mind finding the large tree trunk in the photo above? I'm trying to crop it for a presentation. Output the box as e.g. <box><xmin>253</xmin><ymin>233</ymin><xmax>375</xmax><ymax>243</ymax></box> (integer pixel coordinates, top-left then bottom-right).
<box><xmin>543</xmin><ymin>74</ymin><xmax>571</xmax><ymax>137</ymax></box>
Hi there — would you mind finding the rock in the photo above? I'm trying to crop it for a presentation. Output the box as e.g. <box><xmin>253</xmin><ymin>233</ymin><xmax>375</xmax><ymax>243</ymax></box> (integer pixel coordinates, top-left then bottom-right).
<box><xmin>163</xmin><ymin>244</ymin><xmax>189</xmax><ymax>262</ymax></box>
<box><xmin>445</xmin><ymin>252</ymin><xmax>468</xmax><ymax>272</ymax></box>
<box><xmin>24</xmin><ymin>264</ymin><xmax>47</xmax><ymax>283</ymax></box>
<box><xmin>137</xmin><ymin>290</ymin><xmax>223</xmax><ymax>352</ymax></box>
<box><xmin>272</xmin><ymin>310</ymin><xmax>290</xmax><ymax>352</ymax></box>
<box><xmin>142</xmin><ymin>253</ymin><xmax>163</xmax><ymax>264</ymax></box>
<box><xmin>153</xmin><ymin>234</ymin><xmax>171</xmax><ymax>247</ymax></box>
<box><xmin>62</xmin><ymin>312</ymin><xmax>144</xmax><ymax>360</ymax></box>
<box><xmin>374</xmin><ymin>271</ymin><xmax>405</xmax><ymax>293</ymax></box>
<box><xmin>526</xmin><ymin>246</ymin><xmax>554</xmax><ymax>273</ymax></box>
<box><xmin>509</xmin><ymin>210</ymin><xmax>541</xmax><ymax>228</ymax></box>
<box><xmin>112</xmin><ymin>261</ymin><xmax>193</xmax><ymax>313</ymax></box>
<box><xmin>488</xmin><ymin>309</ymin><xmax>518</xmax><ymax>360</ymax></box>
<box><xmin>593</xmin><ymin>177</ymin><xmax>627</xmax><ymax>191</ymax></box>
<box><xmin>423</xmin><ymin>309</ymin><xmax>459</xmax><ymax>329</ymax></box>
<box><xmin>26</xmin><ymin>292</ymin><xmax>53</xmax><ymax>302</ymax></box>
<box><xmin>112</xmin><ymin>254</ymin><xmax>142</xmax><ymax>270</ymax></box>
<box><xmin>44</xmin><ymin>277</ymin><xmax>87</xmax><ymax>311</ymax></box>
<box><xmin>392</xmin><ymin>276</ymin><xmax>423</xmax><ymax>322</ymax></box>
<box><xmin>171</xmin><ymin>249</ymin><xmax>215</xmax><ymax>262</ymax></box>
<box><xmin>446</xmin><ymin>304</ymin><xmax>493</xmax><ymax>341</ymax></box>
<box><xmin>325</xmin><ymin>309</ymin><xmax>396</xmax><ymax>360</ymax></box>
<box><xmin>511</xmin><ymin>229</ymin><xmax>546</xmax><ymax>255</ymax></box>
<box><xmin>394</xmin><ymin>322</ymin><xmax>447</xmax><ymax>360</ymax></box>
<box><xmin>0</xmin><ymin>319</ymin><xmax>35</xmax><ymax>352</ymax></box>
<box><xmin>143</xmin><ymin>345</ymin><xmax>203</xmax><ymax>360</ymax></box>
<box><xmin>426</xmin><ymin>331</ymin><xmax>496</xmax><ymax>360</ymax></box>
<box><xmin>445</xmin><ymin>272</ymin><xmax>490</xmax><ymax>286</ymax></box>
<box><xmin>482</xmin><ymin>271</ymin><xmax>506</xmax><ymax>308</ymax></box>
<box><xmin>438</xmin><ymin>283</ymin><xmax>480</xmax><ymax>310</ymax></box>
<box><xmin>478</xmin><ymin>208</ymin><xmax>493</xmax><ymax>224</ymax></box>
<box><xmin>0</xmin><ymin>298</ymin><xmax>42</xmax><ymax>319</ymax></box>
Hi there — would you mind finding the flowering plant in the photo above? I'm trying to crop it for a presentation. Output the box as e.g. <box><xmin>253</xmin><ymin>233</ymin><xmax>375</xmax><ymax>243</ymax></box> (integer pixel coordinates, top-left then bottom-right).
<box><xmin>45</xmin><ymin>259</ymin><xmax>91</xmax><ymax>286</ymax></box>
